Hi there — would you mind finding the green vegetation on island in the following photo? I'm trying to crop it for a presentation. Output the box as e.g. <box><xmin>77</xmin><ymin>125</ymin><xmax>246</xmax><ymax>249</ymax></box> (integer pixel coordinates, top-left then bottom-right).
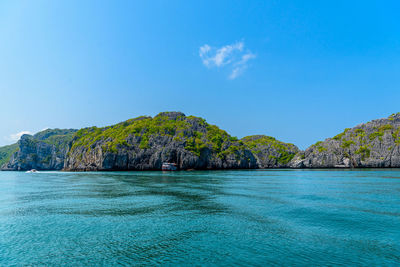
<box><xmin>291</xmin><ymin>112</ymin><xmax>400</xmax><ymax>168</ymax></box>
<box><xmin>3</xmin><ymin>111</ymin><xmax>400</xmax><ymax>171</ymax></box>
<box><xmin>0</xmin><ymin>143</ymin><xmax>18</xmax><ymax>167</ymax></box>
<box><xmin>241</xmin><ymin>135</ymin><xmax>298</xmax><ymax>166</ymax></box>
<box><xmin>0</xmin><ymin>129</ymin><xmax>77</xmax><ymax>170</ymax></box>
<box><xmin>70</xmin><ymin>112</ymin><xmax>244</xmax><ymax>159</ymax></box>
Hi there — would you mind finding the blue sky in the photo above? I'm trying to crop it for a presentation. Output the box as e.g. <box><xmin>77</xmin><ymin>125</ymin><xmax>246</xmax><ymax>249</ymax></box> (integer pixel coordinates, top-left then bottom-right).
<box><xmin>0</xmin><ymin>0</ymin><xmax>399</xmax><ymax>149</ymax></box>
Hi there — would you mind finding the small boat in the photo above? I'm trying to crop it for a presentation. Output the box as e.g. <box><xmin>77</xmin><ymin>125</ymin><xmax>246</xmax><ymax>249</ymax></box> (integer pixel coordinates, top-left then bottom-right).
<box><xmin>26</xmin><ymin>169</ymin><xmax>38</xmax><ymax>173</ymax></box>
<box><xmin>162</xmin><ymin>163</ymin><xmax>177</xmax><ymax>171</ymax></box>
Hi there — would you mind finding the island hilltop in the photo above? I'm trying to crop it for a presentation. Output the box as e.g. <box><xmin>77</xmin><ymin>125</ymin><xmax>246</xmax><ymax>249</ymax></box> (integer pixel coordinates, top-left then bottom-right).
<box><xmin>1</xmin><ymin>111</ymin><xmax>400</xmax><ymax>171</ymax></box>
<box><xmin>0</xmin><ymin>112</ymin><xmax>298</xmax><ymax>171</ymax></box>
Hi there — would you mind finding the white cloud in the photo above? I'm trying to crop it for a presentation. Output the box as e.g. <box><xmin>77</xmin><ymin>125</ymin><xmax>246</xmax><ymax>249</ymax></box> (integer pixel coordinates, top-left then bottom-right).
<box><xmin>199</xmin><ymin>41</ymin><xmax>255</xmax><ymax>79</ymax></box>
<box><xmin>229</xmin><ymin>67</ymin><xmax>243</xmax><ymax>80</ymax></box>
<box><xmin>8</xmin><ymin>131</ymin><xmax>32</xmax><ymax>142</ymax></box>
<box><xmin>229</xmin><ymin>52</ymin><xmax>257</xmax><ymax>80</ymax></box>
<box><xmin>240</xmin><ymin>52</ymin><xmax>256</xmax><ymax>63</ymax></box>
<box><xmin>199</xmin><ymin>44</ymin><xmax>211</xmax><ymax>66</ymax></box>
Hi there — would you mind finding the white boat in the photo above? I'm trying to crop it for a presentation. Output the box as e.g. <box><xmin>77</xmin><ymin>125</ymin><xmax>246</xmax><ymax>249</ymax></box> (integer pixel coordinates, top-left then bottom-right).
<box><xmin>162</xmin><ymin>163</ymin><xmax>177</xmax><ymax>171</ymax></box>
<box><xmin>26</xmin><ymin>169</ymin><xmax>39</xmax><ymax>173</ymax></box>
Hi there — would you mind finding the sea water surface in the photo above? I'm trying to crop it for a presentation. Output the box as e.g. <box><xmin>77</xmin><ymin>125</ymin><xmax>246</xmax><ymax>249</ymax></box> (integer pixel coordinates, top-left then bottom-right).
<box><xmin>0</xmin><ymin>170</ymin><xmax>399</xmax><ymax>266</ymax></box>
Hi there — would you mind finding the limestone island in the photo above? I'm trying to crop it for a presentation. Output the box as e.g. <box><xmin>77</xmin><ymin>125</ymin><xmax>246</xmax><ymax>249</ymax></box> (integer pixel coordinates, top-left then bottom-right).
<box><xmin>1</xmin><ymin>111</ymin><xmax>400</xmax><ymax>171</ymax></box>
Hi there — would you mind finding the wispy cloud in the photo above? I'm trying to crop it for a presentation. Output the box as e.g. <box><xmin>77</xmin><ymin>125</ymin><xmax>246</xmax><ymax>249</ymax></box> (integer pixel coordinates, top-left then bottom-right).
<box><xmin>8</xmin><ymin>131</ymin><xmax>32</xmax><ymax>142</ymax></box>
<box><xmin>229</xmin><ymin>52</ymin><xmax>256</xmax><ymax>80</ymax></box>
<box><xmin>199</xmin><ymin>41</ymin><xmax>255</xmax><ymax>79</ymax></box>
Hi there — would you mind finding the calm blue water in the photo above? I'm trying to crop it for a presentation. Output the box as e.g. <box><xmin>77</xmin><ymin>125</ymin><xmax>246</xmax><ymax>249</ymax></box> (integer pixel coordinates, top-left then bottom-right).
<box><xmin>0</xmin><ymin>170</ymin><xmax>399</xmax><ymax>266</ymax></box>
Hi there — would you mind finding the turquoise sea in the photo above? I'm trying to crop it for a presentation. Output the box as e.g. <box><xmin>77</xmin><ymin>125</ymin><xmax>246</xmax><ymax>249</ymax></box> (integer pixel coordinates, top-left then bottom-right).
<box><xmin>0</xmin><ymin>170</ymin><xmax>399</xmax><ymax>266</ymax></box>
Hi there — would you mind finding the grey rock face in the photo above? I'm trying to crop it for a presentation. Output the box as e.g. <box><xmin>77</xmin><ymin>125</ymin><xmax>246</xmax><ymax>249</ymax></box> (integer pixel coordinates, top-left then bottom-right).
<box><xmin>6</xmin><ymin>112</ymin><xmax>399</xmax><ymax>171</ymax></box>
<box><xmin>64</xmin><ymin>112</ymin><xmax>260</xmax><ymax>171</ymax></box>
<box><xmin>2</xmin><ymin>129</ymin><xmax>77</xmax><ymax>171</ymax></box>
<box><xmin>290</xmin><ymin>113</ymin><xmax>400</xmax><ymax>168</ymax></box>
<box><xmin>241</xmin><ymin>135</ymin><xmax>299</xmax><ymax>168</ymax></box>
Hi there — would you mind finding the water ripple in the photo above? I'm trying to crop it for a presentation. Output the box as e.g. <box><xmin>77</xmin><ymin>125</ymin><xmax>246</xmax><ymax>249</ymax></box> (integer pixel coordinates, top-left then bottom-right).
<box><xmin>0</xmin><ymin>170</ymin><xmax>400</xmax><ymax>265</ymax></box>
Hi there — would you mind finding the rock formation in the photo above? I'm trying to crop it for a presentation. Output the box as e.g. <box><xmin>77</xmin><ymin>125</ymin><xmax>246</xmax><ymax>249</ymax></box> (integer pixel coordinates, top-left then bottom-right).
<box><xmin>241</xmin><ymin>135</ymin><xmax>299</xmax><ymax>168</ymax></box>
<box><xmin>2</xmin><ymin>129</ymin><xmax>76</xmax><ymax>171</ymax></box>
<box><xmin>290</xmin><ymin>113</ymin><xmax>400</xmax><ymax>168</ymax></box>
<box><xmin>1</xmin><ymin>112</ymin><xmax>298</xmax><ymax>171</ymax></box>
<box><xmin>64</xmin><ymin>112</ymin><xmax>259</xmax><ymax>171</ymax></box>
<box><xmin>63</xmin><ymin>112</ymin><xmax>298</xmax><ymax>171</ymax></box>
<box><xmin>5</xmin><ymin>111</ymin><xmax>400</xmax><ymax>171</ymax></box>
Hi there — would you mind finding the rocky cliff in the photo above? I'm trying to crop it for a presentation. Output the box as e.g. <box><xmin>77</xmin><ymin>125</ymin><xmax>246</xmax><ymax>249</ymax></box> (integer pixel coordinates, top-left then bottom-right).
<box><xmin>7</xmin><ymin>111</ymin><xmax>400</xmax><ymax>171</ymax></box>
<box><xmin>0</xmin><ymin>143</ymin><xmax>18</xmax><ymax>168</ymax></box>
<box><xmin>0</xmin><ymin>112</ymin><xmax>298</xmax><ymax>171</ymax></box>
<box><xmin>290</xmin><ymin>113</ymin><xmax>400</xmax><ymax>168</ymax></box>
<box><xmin>241</xmin><ymin>135</ymin><xmax>299</xmax><ymax>168</ymax></box>
<box><xmin>63</xmin><ymin>112</ymin><xmax>298</xmax><ymax>171</ymax></box>
<box><xmin>64</xmin><ymin>112</ymin><xmax>254</xmax><ymax>170</ymax></box>
<box><xmin>2</xmin><ymin>129</ymin><xmax>77</xmax><ymax>171</ymax></box>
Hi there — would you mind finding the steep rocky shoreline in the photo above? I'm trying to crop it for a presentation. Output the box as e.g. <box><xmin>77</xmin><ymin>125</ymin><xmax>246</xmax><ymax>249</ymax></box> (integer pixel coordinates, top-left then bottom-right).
<box><xmin>290</xmin><ymin>113</ymin><xmax>400</xmax><ymax>168</ymax></box>
<box><xmin>1</xmin><ymin>112</ymin><xmax>400</xmax><ymax>171</ymax></box>
<box><xmin>64</xmin><ymin>112</ymin><xmax>260</xmax><ymax>171</ymax></box>
<box><xmin>1</xmin><ymin>129</ymin><xmax>76</xmax><ymax>171</ymax></box>
<box><xmin>0</xmin><ymin>112</ymin><xmax>298</xmax><ymax>171</ymax></box>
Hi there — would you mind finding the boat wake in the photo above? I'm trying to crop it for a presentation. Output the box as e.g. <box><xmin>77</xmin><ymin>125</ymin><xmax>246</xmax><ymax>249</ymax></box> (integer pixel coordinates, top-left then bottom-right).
<box><xmin>26</xmin><ymin>169</ymin><xmax>39</xmax><ymax>173</ymax></box>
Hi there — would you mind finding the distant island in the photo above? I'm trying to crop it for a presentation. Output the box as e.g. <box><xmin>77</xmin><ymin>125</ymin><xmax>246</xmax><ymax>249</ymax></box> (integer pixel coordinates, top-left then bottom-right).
<box><xmin>1</xmin><ymin>111</ymin><xmax>400</xmax><ymax>171</ymax></box>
